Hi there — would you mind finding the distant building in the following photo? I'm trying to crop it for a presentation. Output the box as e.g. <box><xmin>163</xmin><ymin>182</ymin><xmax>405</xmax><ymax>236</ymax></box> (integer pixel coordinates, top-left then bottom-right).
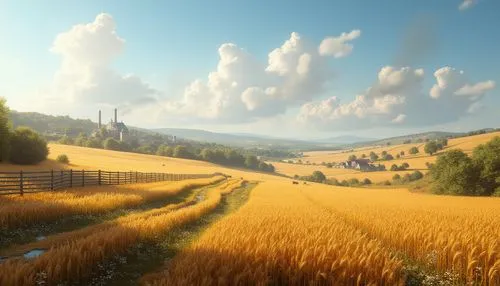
<box><xmin>341</xmin><ymin>159</ymin><xmax>372</xmax><ymax>171</ymax></box>
<box><xmin>94</xmin><ymin>108</ymin><xmax>129</xmax><ymax>142</ymax></box>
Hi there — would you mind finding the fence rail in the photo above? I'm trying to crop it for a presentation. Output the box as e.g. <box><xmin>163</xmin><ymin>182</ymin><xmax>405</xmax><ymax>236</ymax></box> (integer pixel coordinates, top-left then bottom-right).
<box><xmin>0</xmin><ymin>170</ymin><xmax>222</xmax><ymax>196</ymax></box>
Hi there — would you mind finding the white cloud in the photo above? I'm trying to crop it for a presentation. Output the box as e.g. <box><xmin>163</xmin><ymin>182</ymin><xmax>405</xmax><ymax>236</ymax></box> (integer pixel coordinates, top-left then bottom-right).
<box><xmin>298</xmin><ymin>66</ymin><xmax>496</xmax><ymax>130</ymax></box>
<box><xmin>47</xmin><ymin>13</ymin><xmax>159</xmax><ymax>109</ymax></box>
<box><xmin>459</xmin><ymin>0</ymin><xmax>478</xmax><ymax>11</ymax></box>
<box><xmin>163</xmin><ymin>30</ymin><xmax>360</xmax><ymax>123</ymax></box>
<box><xmin>319</xmin><ymin>30</ymin><xmax>361</xmax><ymax>58</ymax></box>
<box><xmin>455</xmin><ymin>80</ymin><xmax>495</xmax><ymax>96</ymax></box>
<box><xmin>430</xmin><ymin>67</ymin><xmax>495</xmax><ymax>99</ymax></box>
<box><xmin>392</xmin><ymin>114</ymin><xmax>406</xmax><ymax>124</ymax></box>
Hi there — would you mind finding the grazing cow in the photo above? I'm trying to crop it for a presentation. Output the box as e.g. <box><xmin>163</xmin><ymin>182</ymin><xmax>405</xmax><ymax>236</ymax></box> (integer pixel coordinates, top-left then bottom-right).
<box><xmin>292</xmin><ymin>181</ymin><xmax>299</xmax><ymax>185</ymax></box>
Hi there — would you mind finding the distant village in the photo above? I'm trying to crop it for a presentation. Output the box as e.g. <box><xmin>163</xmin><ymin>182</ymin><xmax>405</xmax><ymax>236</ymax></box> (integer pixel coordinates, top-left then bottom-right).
<box><xmin>282</xmin><ymin>158</ymin><xmax>386</xmax><ymax>172</ymax></box>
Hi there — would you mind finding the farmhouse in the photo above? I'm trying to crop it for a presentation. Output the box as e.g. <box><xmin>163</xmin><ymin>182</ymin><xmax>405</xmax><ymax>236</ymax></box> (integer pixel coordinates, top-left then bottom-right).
<box><xmin>341</xmin><ymin>159</ymin><xmax>372</xmax><ymax>171</ymax></box>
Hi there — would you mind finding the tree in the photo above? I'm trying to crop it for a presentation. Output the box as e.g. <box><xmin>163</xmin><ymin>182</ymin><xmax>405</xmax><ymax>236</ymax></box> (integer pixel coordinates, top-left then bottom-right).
<box><xmin>362</xmin><ymin>178</ymin><xmax>372</xmax><ymax>185</ymax></box>
<box><xmin>103</xmin><ymin>138</ymin><xmax>121</xmax><ymax>151</ymax></box>
<box><xmin>348</xmin><ymin>154</ymin><xmax>357</xmax><ymax>161</ymax></box>
<box><xmin>173</xmin><ymin>145</ymin><xmax>192</xmax><ymax>159</ymax></box>
<box><xmin>311</xmin><ymin>171</ymin><xmax>326</xmax><ymax>183</ymax></box>
<box><xmin>401</xmin><ymin>162</ymin><xmax>410</xmax><ymax>169</ymax></box>
<box><xmin>361</xmin><ymin>154</ymin><xmax>367</xmax><ymax>158</ymax></box>
<box><xmin>74</xmin><ymin>133</ymin><xmax>88</xmax><ymax>147</ymax></box>
<box><xmin>392</xmin><ymin>174</ymin><xmax>401</xmax><ymax>181</ymax></box>
<box><xmin>383</xmin><ymin>154</ymin><xmax>394</xmax><ymax>160</ymax></box>
<box><xmin>224</xmin><ymin>149</ymin><xmax>244</xmax><ymax>166</ymax></box>
<box><xmin>438</xmin><ymin>138</ymin><xmax>448</xmax><ymax>147</ymax></box>
<box><xmin>370</xmin><ymin>152</ymin><xmax>379</xmax><ymax>161</ymax></box>
<box><xmin>200</xmin><ymin>148</ymin><xmax>216</xmax><ymax>162</ymax></box>
<box><xmin>348</xmin><ymin>178</ymin><xmax>360</xmax><ymax>186</ymax></box>
<box><xmin>390</xmin><ymin>164</ymin><xmax>399</xmax><ymax>171</ymax></box>
<box><xmin>409</xmin><ymin>147</ymin><xmax>419</xmax><ymax>155</ymax></box>
<box><xmin>424</xmin><ymin>141</ymin><xmax>439</xmax><ymax>155</ymax></box>
<box><xmin>472</xmin><ymin>137</ymin><xmax>500</xmax><ymax>196</ymax></box>
<box><xmin>400</xmin><ymin>151</ymin><xmax>405</xmax><ymax>156</ymax></box>
<box><xmin>410</xmin><ymin>170</ymin><xmax>424</xmax><ymax>181</ymax></box>
<box><xmin>431</xmin><ymin>150</ymin><xmax>480</xmax><ymax>195</ymax></box>
<box><xmin>157</xmin><ymin>145</ymin><xmax>174</xmax><ymax>157</ymax></box>
<box><xmin>58</xmin><ymin>136</ymin><xmax>74</xmax><ymax>145</ymax></box>
<box><xmin>85</xmin><ymin>138</ymin><xmax>102</xmax><ymax>149</ymax></box>
<box><xmin>244</xmin><ymin>155</ymin><xmax>259</xmax><ymax>169</ymax></box>
<box><xmin>0</xmin><ymin>98</ymin><xmax>10</xmax><ymax>162</ymax></box>
<box><xmin>381</xmin><ymin>151</ymin><xmax>388</xmax><ymax>156</ymax></box>
<box><xmin>9</xmin><ymin>127</ymin><xmax>48</xmax><ymax>164</ymax></box>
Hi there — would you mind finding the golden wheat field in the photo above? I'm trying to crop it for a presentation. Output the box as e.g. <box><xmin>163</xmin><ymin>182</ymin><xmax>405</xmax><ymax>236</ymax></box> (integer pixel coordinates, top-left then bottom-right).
<box><xmin>0</xmin><ymin>178</ymin><xmax>244</xmax><ymax>285</ymax></box>
<box><xmin>271</xmin><ymin>161</ymin><xmax>417</xmax><ymax>183</ymax></box>
<box><xmin>0</xmin><ymin>132</ymin><xmax>499</xmax><ymax>285</ymax></box>
<box><xmin>302</xmin><ymin>131</ymin><xmax>500</xmax><ymax>165</ymax></box>
<box><xmin>141</xmin><ymin>181</ymin><xmax>500</xmax><ymax>286</ymax></box>
<box><xmin>0</xmin><ymin>176</ymin><xmax>224</xmax><ymax>229</ymax></box>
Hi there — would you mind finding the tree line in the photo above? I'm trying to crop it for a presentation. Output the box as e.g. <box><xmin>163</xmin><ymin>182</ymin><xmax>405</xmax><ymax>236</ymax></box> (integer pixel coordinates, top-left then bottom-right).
<box><xmin>59</xmin><ymin>130</ymin><xmax>275</xmax><ymax>173</ymax></box>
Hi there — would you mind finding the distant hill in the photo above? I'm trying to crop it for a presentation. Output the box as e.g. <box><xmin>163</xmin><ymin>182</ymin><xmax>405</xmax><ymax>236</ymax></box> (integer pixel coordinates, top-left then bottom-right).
<box><xmin>316</xmin><ymin>135</ymin><xmax>377</xmax><ymax>144</ymax></box>
<box><xmin>346</xmin><ymin>131</ymin><xmax>464</xmax><ymax>148</ymax></box>
<box><xmin>152</xmin><ymin>128</ymin><xmax>325</xmax><ymax>149</ymax></box>
<box><xmin>9</xmin><ymin>111</ymin><xmax>97</xmax><ymax>136</ymax></box>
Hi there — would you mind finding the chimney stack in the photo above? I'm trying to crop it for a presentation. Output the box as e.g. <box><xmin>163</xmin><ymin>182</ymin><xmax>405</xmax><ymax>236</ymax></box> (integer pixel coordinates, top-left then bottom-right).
<box><xmin>98</xmin><ymin>110</ymin><xmax>102</xmax><ymax>129</ymax></box>
<box><xmin>114</xmin><ymin>108</ymin><xmax>118</xmax><ymax>123</ymax></box>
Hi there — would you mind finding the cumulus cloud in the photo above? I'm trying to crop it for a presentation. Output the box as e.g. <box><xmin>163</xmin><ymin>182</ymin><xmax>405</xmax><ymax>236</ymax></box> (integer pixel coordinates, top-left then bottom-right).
<box><xmin>48</xmin><ymin>13</ymin><xmax>158</xmax><ymax>108</ymax></box>
<box><xmin>459</xmin><ymin>0</ymin><xmax>478</xmax><ymax>10</ymax></box>
<box><xmin>163</xmin><ymin>30</ymin><xmax>360</xmax><ymax>122</ymax></box>
<box><xmin>318</xmin><ymin>30</ymin><xmax>361</xmax><ymax>58</ymax></box>
<box><xmin>298</xmin><ymin>66</ymin><xmax>495</xmax><ymax>130</ymax></box>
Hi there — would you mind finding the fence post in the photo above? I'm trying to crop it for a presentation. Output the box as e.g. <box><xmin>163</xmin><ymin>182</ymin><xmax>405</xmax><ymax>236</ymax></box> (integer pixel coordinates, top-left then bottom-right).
<box><xmin>98</xmin><ymin>170</ymin><xmax>101</xmax><ymax>185</ymax></box>
<box><xmin>20</xmin><ymin>170</ymin><xmax>24</xmax><ymax>196</ymax></box>
<box><xmin>82</xmin><ymin>170</ymin><xmax>85</xmax><ymax>187</ymax></box>
<box><xmin>60</xmin><ymin>170</ymin><xmax>63</xmax><ymax>189</ymax></box>
<box><xmin>70</xmin><ymin>169</ymin><xmax>73</xmax><ymax>187</ymax></box>
<box><xmin>136</xmin><ymin>171</ymin><xmax>138</xmax><ymax>183</ymax></box>
<box><xmin>50</xmin><ymin>170</ymin><xmax>54</xmax><ymax>191</ymax></box>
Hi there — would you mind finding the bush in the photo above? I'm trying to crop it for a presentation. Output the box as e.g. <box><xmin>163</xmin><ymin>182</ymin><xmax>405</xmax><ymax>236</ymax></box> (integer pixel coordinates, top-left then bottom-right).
<box><xmin>409</xmin><ymin>147</ymin><xmax>419</xmax><ymax>155</ymax></box>
<box><xmin>9</xmin><ymin>127</ymin><xmax>49</xmax><ymax>165</ymax></box>
<box><xmin>390</xmin><ymin>164</ymin><xmax>399</xmax><ymax>171</ymax></box>
<box><xmin>410</xmin><ymin>170</ymin><xmax>424</xmax><ymax>181</ymax></box>
<box><xmin>311</xmin><ymin>171</ymin><xmax>326</xmax><ymax>183</ymax></box>
<box><xmin>383</xmin><ymin>180</ymin><xmax>391</xmax><ymax>186</ymax></box>
<box><xmin>402</xmin><ymin>162</ymin><xmax>410</xmax><ymax>169</ymax></box>
<box><xmin>392</xmin><ymin>174</ymin><xmax>401</xmax><ymax>181</ymax></box>
<box><xmin>56</xmin><ymin>154</ymin><xmax>70</xmax><ymax>164</ymax></box>
<box><xmin>348</xmin><ymin>178</ymin><xmax>360</xmax><ymax>186</ymax></box>
<box><xmin>362</xmin><ymin>178</ymin><xmax>372</xmax><ymax>185</ymax></box>
<box><xmin>348</xmin><ymin>154</ymin><xmax>357</xmax><ymax>161</ymax></box>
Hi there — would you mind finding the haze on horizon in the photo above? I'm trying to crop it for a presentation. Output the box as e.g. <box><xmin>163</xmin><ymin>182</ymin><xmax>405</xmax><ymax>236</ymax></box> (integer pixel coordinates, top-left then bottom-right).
<box><xmin>0</xmin><ymin>0</ymin><xmax>498</xmax><ymax>140</ymax></box>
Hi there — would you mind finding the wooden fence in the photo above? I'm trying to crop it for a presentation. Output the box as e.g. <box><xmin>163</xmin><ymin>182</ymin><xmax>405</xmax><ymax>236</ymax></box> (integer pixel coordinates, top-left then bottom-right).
<box><xmin>0</xmin><ymin>170</ymin><xmax>222</xmax><ymax>196</ymax></box>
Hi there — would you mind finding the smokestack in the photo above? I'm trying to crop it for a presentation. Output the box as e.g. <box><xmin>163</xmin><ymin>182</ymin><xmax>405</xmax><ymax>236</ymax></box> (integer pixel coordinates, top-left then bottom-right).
<box><xmin>98</xmin><ymin>110</ymin><xmax>102</xmax><ymax>129</ymax></box>
<box><xmin>114</xmin><ymin>108</ymin><xmax>118</xmax><ymax>123</ymax></box>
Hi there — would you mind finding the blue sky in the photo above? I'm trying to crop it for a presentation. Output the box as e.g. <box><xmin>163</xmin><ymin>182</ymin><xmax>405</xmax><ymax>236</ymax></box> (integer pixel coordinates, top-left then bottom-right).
<box><xmin>0</xmin><ymin>0</ymin><xmax>498</xmax><ymax>139</ymax></box>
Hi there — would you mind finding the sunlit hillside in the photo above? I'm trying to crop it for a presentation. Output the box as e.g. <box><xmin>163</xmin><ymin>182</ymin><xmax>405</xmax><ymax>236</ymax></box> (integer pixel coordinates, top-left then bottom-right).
<box><xmin>274</xmin><ymin>131</ymin><xmax>500</xmax><ymax>182</ymax></box>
